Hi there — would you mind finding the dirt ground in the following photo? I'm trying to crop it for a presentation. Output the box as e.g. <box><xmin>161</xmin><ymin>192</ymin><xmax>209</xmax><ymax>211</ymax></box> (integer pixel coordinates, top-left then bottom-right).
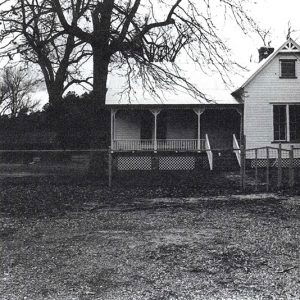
<box><xmin>0</xmin><ymin>177</ymin><xmax>299</xmax><ymax>300</ymax></box>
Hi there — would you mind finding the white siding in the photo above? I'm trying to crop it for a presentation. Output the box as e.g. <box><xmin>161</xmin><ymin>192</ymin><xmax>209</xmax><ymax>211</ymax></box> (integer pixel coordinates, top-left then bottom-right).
<box><xmin>114</xmin><ymin>111</ymin><xmax>141</xmax><ymax>140</ymax></box>
<box><xmin>244</xmin><ymin>53</ymin><xmax>300</xmax><ymax>149</ymax></box>
<box><xmin>114</xmin><ymin>109</ymin><xmax>197</xmax><ymax>141</ymax></box>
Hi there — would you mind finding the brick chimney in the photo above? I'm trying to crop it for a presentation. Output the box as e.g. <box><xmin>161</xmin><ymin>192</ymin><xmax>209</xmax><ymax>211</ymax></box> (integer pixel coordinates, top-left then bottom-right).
<box><xmin>258</xmin><ymin>47</ymin><xmax>274</xmax><ymax>62</ymax></box>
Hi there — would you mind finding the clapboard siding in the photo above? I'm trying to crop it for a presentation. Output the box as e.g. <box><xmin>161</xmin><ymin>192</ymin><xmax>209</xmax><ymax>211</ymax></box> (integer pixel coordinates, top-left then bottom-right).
<box><xmin>114</xmin><ymin>110</ymin><xmax>141</xmax><ymax>140</ymax></box>
<box><xmin>244</xmin><ymin>53</ymin><xmax>300</xmax><ymax>149</ymax></box>
<box><xmin>114</xmin><ymin>110</ymin><xmax>197</xmax><ymax>140</ymax></box>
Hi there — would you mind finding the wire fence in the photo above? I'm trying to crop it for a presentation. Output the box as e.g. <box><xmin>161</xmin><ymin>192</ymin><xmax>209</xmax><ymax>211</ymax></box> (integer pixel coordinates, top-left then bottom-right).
<box><xmin>0</xmin><ymin>149</ymin><xmax>108</xmax><ymax>179</ymax></box>
<box><xmin>0</xmin><ymin>146</ymin><xmax>299</xmax><ymax>191</ymax></box>
<box><xmin>242</xmin><ymin>145</ymin><xmax>300</xmax><ymax>191</ymax></box>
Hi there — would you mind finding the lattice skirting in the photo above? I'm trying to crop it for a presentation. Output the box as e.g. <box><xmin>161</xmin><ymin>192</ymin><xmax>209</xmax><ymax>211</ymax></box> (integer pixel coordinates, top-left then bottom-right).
<box><xmin>117</xmin><ymin>156</ymin><xmax>152</xmax><ymax>170</ymax></box>
<box><xmin>291</xmin><ymin>158</ymin><xmax>300</xmax><ymax>168</ymax></box>
<box><xmin>159</xmin><ymin>156</ymin><xmax>195</xmax><ymax>170</ymax></box>
<box><xmin>115</xmin><ymin>154</ymin><xmax>209</xmax><ymax>171</ymax></box>
<box><xmin>248</xmin><ymin>158</ymin><xmax>300</xmax><ymax>168</ymax></box>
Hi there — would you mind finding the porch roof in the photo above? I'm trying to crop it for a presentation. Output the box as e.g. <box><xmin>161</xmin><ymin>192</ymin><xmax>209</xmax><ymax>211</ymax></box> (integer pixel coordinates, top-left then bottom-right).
<box><xmin>106</xmin><ymin>103</ymin><xmax>242</xmax><ymax>110</ymax></box>
<box><xmin>105</xmin><ymin>63</ymin><xmax>239</xmax><ymax>106</ymax></box>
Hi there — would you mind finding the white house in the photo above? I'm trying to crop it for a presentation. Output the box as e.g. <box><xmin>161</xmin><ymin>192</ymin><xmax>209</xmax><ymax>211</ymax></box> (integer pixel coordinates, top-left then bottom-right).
<box><xmin>233</xmin><ymin>38</ymin><xmax>300</xmax><ymax>151</ymax></box>
<box><xmin>105</xmin><ymin>38</ymin><xmax>300</xmax><ymax>170</ymax></box>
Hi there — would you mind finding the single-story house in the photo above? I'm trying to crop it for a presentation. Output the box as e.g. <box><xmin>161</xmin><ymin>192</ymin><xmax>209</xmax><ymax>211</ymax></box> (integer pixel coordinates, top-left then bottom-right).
<box><xmin>105</xmin><ymin>38</ymin><xmax>300</xmax><ymax>169</ymax></box>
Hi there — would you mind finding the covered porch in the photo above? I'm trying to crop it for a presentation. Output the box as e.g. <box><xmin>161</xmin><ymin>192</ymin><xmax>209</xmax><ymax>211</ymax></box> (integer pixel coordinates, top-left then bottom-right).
<box><xmin>110</xmin><ymin>105</ymin><xmax>242</xmax><ymax>152</ymax></box>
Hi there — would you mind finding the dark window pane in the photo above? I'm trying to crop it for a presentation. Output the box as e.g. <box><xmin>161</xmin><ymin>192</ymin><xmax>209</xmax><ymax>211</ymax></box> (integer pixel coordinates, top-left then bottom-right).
<box><xmin>281</xmin><ymin>60</ymin><xmax>296</xmax><ymax>78</ymax></box>
<box><xmin>289</xmin><ymin>105</ymin><xmax>300</xmax><ymax>141</ymax></box>
<box><xmin>280</xmin><ymin>128</ymin><xmax>286</xmax><ymax>140</ymax></box>
<box><xmin>273</xmin><ymin>105</ymin><xmax>287</xmax><ymax>141</ymax></box>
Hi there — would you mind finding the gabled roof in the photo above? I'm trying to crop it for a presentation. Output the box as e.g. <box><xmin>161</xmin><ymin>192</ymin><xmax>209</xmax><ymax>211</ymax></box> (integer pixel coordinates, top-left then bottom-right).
<box><xmin>232</xmin><ymin>38</ymin><xmax>300</xmax><ymax>95</ymax></box>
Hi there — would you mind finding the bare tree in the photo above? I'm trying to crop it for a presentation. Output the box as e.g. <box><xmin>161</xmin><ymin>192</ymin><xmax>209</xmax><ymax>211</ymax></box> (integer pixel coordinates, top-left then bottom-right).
<box><xmin>0</xmin><ymin>0</ymin><xmax>92</xmax><ymax>104</ymax></box>
<box><xmin>49</xmin><ymin>0</ymin><xmax>266</xmax><ymax>105</ymax></box>
<box><xmin>0</xmin><ymin>66</ymin><xmax>40</xmax><ymax>117</ymax></box>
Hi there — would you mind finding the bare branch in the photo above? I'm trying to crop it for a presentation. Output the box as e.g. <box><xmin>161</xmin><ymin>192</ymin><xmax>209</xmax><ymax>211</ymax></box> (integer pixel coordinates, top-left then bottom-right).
<box><xmin>0</xmin><ymin>66</ymin><xmax>40</xmax><ymax>117</ymax></box>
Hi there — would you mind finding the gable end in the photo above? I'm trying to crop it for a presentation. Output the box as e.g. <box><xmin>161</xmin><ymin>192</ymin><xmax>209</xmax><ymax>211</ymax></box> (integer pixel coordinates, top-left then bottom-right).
<box><xmin>232</xmin><ymin>38</ymin><xmax>300</xmax><ymax>98</ymax></box>
<box><xmin>281</xmin><ymin>41</ymin><xmax>300</xmax><ymax>53</ymax></box>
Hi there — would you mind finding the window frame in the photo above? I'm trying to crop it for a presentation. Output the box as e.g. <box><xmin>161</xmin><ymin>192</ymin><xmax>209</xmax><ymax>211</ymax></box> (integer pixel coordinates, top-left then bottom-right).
<box><xmin>279</xmin><ymin>59</ymin><xmax>297</xmax><ymax>79</ymax></box>
<box><xmin>273</xmin><ymin>104</ymin><xmax>300</xmax><ymax>143</ymax></box>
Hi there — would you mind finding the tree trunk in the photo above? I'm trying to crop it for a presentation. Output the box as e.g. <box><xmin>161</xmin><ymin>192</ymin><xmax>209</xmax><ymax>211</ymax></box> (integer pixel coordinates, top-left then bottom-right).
<box><xmin>84</xmin><ymin>45</ymin><xmax>111</xmax><ymax>150</ymax></box>
<box><xmin>48</xmin><ymin>83</ymin><xmax>64</xmax><ymax>105</ymax></box>
<box><xmin>92</xmin><ymin>45</ymin><xmax>110</xmax><ymax>107</ymax></box>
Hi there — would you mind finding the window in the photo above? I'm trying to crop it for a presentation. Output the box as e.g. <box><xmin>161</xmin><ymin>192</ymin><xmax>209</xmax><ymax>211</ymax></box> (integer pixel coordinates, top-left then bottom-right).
<box><xmin>273</xmin><ymin>105</ymin><xmax>287</xmax><ymax>141</ymax></box>
<box><xmin>280</xmin><ymin>59</ymin><xmax>296</xmax><ymax>78</ymax></box>
<box><xmin>273</xmin><ymin>104</ymin><xmax>300</xmax><ymax>142</ymax></box>
<box><xmin>290</xmin><ymin>105</ymin><xmax>300</xmax><ymax>141</ymax></box>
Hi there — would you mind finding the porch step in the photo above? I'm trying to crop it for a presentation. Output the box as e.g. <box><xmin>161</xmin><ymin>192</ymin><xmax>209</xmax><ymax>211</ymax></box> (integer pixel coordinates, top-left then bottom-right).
<box><xmin>212</xmin><ymin>150</ymin><xmax>240</xmax><ymax>171</ymax></box>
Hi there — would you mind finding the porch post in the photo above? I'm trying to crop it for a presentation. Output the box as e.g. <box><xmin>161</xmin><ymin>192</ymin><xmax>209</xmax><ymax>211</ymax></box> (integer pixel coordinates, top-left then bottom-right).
<box><xmin>110</xmin><ymin>109</ymin><xmax>117</xmax><ymax>150</ymax></box>
<box><xmin>150</xmin><ymin>109</ymin><xmax>161</xmax><ymax>151</ymax></box>
<box><xmin>193</xmin><ymin>108</ymin><xmax>205</xmax><ymax>151</ymax></box>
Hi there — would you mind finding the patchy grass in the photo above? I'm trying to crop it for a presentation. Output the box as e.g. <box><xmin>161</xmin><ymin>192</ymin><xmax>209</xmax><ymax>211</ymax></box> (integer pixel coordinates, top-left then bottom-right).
<box><xmin>0</xmin><ymin>177</ymin><xmax>299</xmax><ymax>300</ymax></box>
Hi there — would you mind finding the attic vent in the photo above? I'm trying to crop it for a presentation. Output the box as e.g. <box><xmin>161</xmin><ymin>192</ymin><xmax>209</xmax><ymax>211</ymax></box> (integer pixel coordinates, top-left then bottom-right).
<box><xmin>282</xmin><ymin>42</ymin><xmax>298</xmax><ymax>51</ymax></box>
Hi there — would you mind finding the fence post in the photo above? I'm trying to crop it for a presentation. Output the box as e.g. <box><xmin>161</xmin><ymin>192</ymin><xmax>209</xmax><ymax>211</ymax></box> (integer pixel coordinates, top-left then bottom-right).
<box><xmin>266</xmin><ymin>147</ymin><xmax>270</xmax><ymax>192</ymax></box>
<box><xmin>108</xmin><ymin>147</ymin><xmax>112</xmax><ymax>188</ymax></box>
<box><xmin>255</xmin><ymin>148</ymin><xmax>258</xmax><ymax>192</ymax></box>
<box><xmin>240</xmin><ymin>144</ymin><xmax>246</xmax><ymax>191</ymax></box>
<box><xmin>289</xmin><ymin>145</ymin><xmax>294</xmax><ymax>188</ymax></box>
<box><xmin>277</xmin><ymin>143</ymin><xmax>282</xmax><ymax>189</ymax></box>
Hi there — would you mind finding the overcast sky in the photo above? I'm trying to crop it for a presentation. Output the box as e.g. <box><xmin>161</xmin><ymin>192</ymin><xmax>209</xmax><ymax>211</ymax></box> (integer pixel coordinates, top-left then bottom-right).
<box><xmin>29</xmin><ymin>0</ymin><xmax>300</xmax><ymax>105</ymax></box>
<box><xmin>232</xmin><ymin>0</ymin><xmax>300</xmax><ymax>65</ymax></box>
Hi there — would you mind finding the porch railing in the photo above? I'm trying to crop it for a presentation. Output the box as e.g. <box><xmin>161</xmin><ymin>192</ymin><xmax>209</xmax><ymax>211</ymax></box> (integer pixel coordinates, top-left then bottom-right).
<box><xmin>233</xmin><ymin>134</ymin><xmax>241</xmax><ymax>167</ymax></box>
<box><xmin>112</xmin><ymin>139</ymin><xmax>206</xmax><ymax>151</ymax></box>
<box><xmin>205</xmin><ymin>134</ymin><xmax>213</xmax><ymax>170</ymax></box>
<box><xmin>113</xmin><ymin>139</ymin><xmax>153</xmax><ymax>151</ymax></box>
<box><xmin>157</xmin><ymin>139</ymin><xmax>205</xmax><ymax>151</ymax></box>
